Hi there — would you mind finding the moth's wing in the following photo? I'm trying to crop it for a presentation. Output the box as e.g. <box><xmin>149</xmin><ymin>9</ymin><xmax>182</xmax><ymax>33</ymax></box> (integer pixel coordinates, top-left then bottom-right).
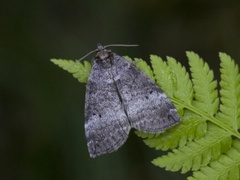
<box><xmin>85</xmin><ymin>62</ymin><xmax>131</xmax><ymax>158</ymax></box>
<box><xmin>111</xmin><ymin>54</ymin><xmax>180</xmax><ymax>133</ymax></box>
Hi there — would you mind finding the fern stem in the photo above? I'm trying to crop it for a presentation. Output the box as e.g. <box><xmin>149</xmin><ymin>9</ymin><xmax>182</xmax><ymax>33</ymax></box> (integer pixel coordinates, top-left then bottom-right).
<box><xmin>172</xmin><ymin>99</ymin><xmax>240</xmax><ymax>139</ymax></box>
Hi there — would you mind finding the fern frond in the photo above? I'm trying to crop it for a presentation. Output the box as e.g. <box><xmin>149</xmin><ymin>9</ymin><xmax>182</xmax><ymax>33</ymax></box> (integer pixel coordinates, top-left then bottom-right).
<box><xmin>51</xmin><ymin>59</ymin><xmax>91</xmax><ymax>83</ymax></box>
<box><xmin>136</xmin><ymin>113</ymin><xmax>207</xmax><ymax>150</ymax></box>
<box><xmin>189</xmin><ymin>139</ymin><xmax>240</xmax><ymax>180</ymax></box>
<box><xmin>51</xmin><ymin>51</ymin><xmax>240</xmax><ymax>179</ymax></box>
<box><xmin>217</xmin><ymin>53</ymin><xmax>240</xmax><ymax>131</ymax></box>
<box><xmin>150</xmin><ymin>55</ymin><xmax>176</xmax><ymax>97</ymax></box>
<box><xmin>187</xmin><ymin>52</ymin><xmax>219</xmax><ymax>116</ymax></box>
<box><xmin>152</xmin><ymin>124</ymin><xmax>231</xmax><ymax>173</ymax></box>
<box><xmin>122</xmin><ymin>56</ymin><xmax>133</xmax><ymax>62</ymax></box>
<box><xmin>166</xmin><ymin>56</ymin><xmax>193</xmax><ymax>105</ymax></box>
<box><xmin>133</xmin><ymin>58</ymin><xmax>154</xmax><ymax>80</ymax></box>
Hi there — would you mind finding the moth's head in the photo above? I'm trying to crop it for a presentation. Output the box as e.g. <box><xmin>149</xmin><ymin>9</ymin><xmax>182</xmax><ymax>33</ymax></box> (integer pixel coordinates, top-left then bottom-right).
<box><xmin>96</xmin><ymin>44</ymin><xmax>112</xmax><ymax>61</ymax></box>
<box><xmin>94</xmin><ymin>44</ymin><xmax>113</xmax><ymax>68</ymax></box>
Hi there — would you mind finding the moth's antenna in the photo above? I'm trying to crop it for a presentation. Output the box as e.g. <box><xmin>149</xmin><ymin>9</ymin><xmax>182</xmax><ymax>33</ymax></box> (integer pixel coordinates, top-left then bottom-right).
<box><xmin>79</xmin><ymin>48</ymin><xmax>98</xmax><ymax>61</ymax></box>
<box><xmin>105</xmin><ymin>44</ymin><xmax>139</xmax><ymax>48</ymax></box>
<box><xmin>79</xmin><ymin>44</ymin><xmax>139</xmax><ymax>61</ymax></box>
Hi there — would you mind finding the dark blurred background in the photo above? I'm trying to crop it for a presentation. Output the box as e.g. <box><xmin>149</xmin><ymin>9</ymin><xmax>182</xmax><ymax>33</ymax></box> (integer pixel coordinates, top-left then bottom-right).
<box><xmin>1</xmin><ymin>0</ymin><xmax>240</xmax><ymax>179</ymax></box>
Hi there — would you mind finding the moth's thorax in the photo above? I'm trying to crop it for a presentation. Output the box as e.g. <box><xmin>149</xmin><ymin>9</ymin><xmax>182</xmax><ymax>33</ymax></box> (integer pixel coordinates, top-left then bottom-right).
<box><xmin>95</xmin><ymin>49</ymin><xmax>114</xmax><ymax>68</ymax></box>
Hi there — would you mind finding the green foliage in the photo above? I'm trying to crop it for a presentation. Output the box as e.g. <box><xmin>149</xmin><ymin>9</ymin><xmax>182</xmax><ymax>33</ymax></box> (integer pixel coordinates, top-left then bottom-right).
<box><xmin>50</xmin><ymin>59</ymin><xmax>91</xmax><ymax>83</ymax></box>
<box><xmin>217</xmin><ymin>53</ymin><xmax>240</xmax><ymax>132</ymax></box>
<box><xmin>187</xmin><ymin>52</ymin><xmax>219</xmax><ymax>116</ymax></box>
<box><xmin>51</xmin><ymin>51</ymin><xmax>240</xmax><ymax>180</ymax></box>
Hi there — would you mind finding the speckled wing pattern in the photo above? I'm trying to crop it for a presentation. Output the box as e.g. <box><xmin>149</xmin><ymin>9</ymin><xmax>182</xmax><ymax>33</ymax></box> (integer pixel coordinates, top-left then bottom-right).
<box><xmin>85</xmin><ymin>44</ymin><xmax>180</xmax><ymax>158</ymax></box>
<box><xmin>111</xmin><ymin>54</ymin><xmax>180</xmax><ymax>133</ymax></box>
<box><xmin>85</xmin><ymin>56</ymin><xmax>131</xmax><ymax>158</ymax></box>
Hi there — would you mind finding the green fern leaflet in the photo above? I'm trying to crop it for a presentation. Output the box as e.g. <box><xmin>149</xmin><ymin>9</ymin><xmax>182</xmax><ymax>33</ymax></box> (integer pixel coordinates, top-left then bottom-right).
<box><xmin>51</xmin><ymin>51</ymin><xmax>240</xmax><ymax>180</ymax></box>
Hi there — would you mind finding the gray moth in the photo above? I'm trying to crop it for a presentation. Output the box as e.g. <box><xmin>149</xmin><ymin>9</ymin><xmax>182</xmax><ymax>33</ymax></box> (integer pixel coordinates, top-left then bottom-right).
<box><xmin>84</xmin><ymin>44</ymin><xmax>180</xmax><ymax>158</ymax></box>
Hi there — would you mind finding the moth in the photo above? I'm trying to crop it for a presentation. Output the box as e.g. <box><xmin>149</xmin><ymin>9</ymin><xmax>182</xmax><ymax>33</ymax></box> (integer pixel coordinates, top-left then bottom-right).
<box><xmin>84</xmin><ymin>44</ymin><xmax>180</xmax><ymax>158</ymax></box>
